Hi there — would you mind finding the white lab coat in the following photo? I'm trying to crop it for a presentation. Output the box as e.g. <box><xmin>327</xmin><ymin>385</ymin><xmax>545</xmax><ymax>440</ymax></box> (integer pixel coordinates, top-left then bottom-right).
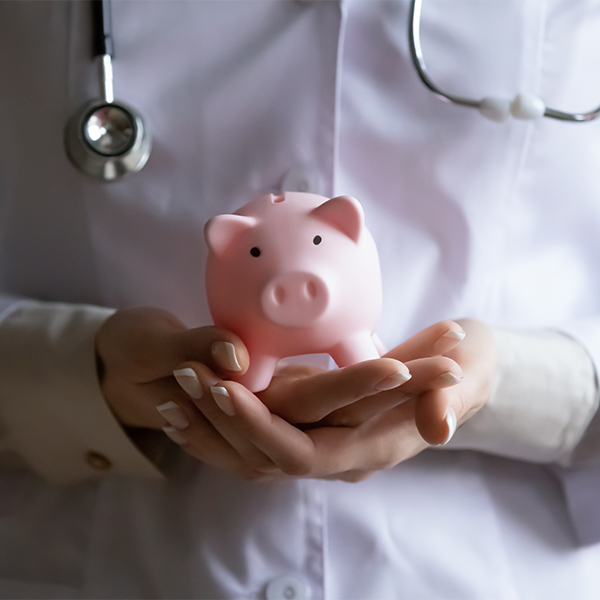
<box><xmin>1</xmin><ymin>1</ymin><xmax>600</xmax><ymax>598</ymax></box>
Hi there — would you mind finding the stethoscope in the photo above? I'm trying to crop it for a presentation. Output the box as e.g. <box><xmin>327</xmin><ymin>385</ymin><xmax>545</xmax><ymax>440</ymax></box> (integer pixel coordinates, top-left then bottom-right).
<box><xmin>409</xmin><ymin>0</ymin><xmax>600</xmax><ymax>123</ymax></box>
<box><xmin>65</xmin><ymin>0</ymin><xmax>598</xmax><ymax>182</ymax></box>
<box><xmin>65</xmin><ymin>0</ymin><xmax>151</xmax><ymax>181</ymax></box>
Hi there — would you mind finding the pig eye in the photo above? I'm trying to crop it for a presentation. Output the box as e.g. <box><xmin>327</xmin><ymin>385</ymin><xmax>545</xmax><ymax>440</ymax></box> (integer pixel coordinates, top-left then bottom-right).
<box><xmin>313</xmin><ymin>235</ymin><xmax>322</xmax><ymax>245</ymax></box>
<box><xmin>250</xmin><ymin>247</ymin><xmax>261</xmax><ymax>257</ymax></box>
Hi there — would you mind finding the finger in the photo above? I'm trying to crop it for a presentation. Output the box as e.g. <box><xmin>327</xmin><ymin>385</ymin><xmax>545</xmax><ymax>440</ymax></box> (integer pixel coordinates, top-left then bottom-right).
<box><xmin>306</xmin><ymin>401</ymin><xmax>426</xmax><ymax>476</ymax></box>
<box><xmin>212</xmin><ymin>380</ymin><xmax>319</xmax><ymax>477</ymax></box>
<box><xmin>384</xmin><ymin>320</ymin><xmax>466</xmax><ymax>363</ymax></box>
<box><xmin>175</xmin><ymin>362</ymin><xmax>282</xmax><ymax>473</ymax></box>
<box><xmin>319</xmin><ymin>469</ymin><xmax>375</xmax><ymax>483</ymax></box>
<box><xmin>147</xmin><ymin>387</ymin><xmax>252</xmax><ymax>473</ymax></box>
<box><xmin>97</xmin><ymin>309</ymin><xmax>248</xmax><ymax>382</ymax></box>
<box><xmin>163</xmin><ymin>410</ymin><xmax>246</xmax><ymax>472</ymax></box>
<box><xmin>320</xmin><ymin>356</ymin><xmax>462</xmax><ymax>427</ymax></box>
<box><xmin>260</xmin><ymin>358</ymin><xmax>411</xmax><ymax>423</ymax></box>
<box><xmin>177</xmin><ymin>326</ymin><xmax>250</xmax><ymax>377</ymax></box>
<box><xmin>135</xmin><ymin>370</ymin><xmax>264</xmax><ymax>474</ymax></box>
<box><xmin>98</xmin><ymin>371</ymin><xmax>194</xmax><ymax>429</ymax></box>
<box><xmin>414</xmin><ymin>388</ymin><xmax>458</xmax><ymax>446</ymax></box>
<box><xmin>396</xmin><ymin>356</ymin><xmax>462</xmax><ymax>395</ymax></box>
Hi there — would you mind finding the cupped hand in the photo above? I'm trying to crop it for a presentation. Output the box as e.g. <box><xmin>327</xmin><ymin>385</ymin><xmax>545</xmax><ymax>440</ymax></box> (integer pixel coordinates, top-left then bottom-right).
<box><xmin>392</xmin><ymin>318</ymin><xmax>499</xmax><ymax>446</ymax></box>
<box><xmin>169</xmin><ymin>320</ymin><xmax>469</xmax><ymax>481</ymax></box>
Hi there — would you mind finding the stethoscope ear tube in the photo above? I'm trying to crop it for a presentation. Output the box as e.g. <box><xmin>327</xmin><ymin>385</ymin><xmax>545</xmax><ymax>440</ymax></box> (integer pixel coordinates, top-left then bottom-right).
<box><xmin>64</xmin><ymin>0</ymin><xmax>151</xmax><ymax>181</ymax></box>
<box><xmin>91</xmin><ymin>0</ymin><xmax>114</xmax><ymax>58</ymax></box>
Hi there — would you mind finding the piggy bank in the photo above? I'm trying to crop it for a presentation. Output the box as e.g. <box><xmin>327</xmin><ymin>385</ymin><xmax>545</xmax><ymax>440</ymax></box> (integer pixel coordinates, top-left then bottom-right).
<box><xmin>204</xmin><ymin>191</ymin><xmax>383</xmax><ymax>392</ymax></box>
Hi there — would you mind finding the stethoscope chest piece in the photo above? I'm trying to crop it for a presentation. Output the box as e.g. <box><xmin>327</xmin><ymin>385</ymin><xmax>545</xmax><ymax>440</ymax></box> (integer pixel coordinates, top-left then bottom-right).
<box><xmin>65</xmin><ymin>0</ymin><xmax>151</xmax><ymax>181</ymax></box>
<box><xmin>65</xmin><ymin>99</ymin><xmax>151</xmax><ymax>181</ymax></box>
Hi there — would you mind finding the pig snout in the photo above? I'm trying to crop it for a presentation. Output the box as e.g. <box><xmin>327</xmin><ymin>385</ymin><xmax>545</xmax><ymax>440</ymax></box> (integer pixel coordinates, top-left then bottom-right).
<box><xmin>261</xmin><ymin>272</ymin><xmax>329</xmax><ymax>327</ymax></box>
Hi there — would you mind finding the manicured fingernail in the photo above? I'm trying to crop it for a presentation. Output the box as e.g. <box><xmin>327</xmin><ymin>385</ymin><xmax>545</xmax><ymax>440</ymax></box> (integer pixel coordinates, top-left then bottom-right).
<box><xmin>211</xmin><ymin>341</ymin><xmax>242</xmax><ymax>372</ymax></box>
<box><xmin>430</xmin><ymin>408</ymin><xmax>458</xmax><ymax>447</ymax></box>
<box><xmin>443</xmin><ymin>408</ymin><xmax>457</xmax><ymax>445</ymax></box>
<box><xmin>436</xmin><ymin>371</ymin><xmax>463</xmax><ymax>387</ymax></box>
<box><xmin>445</xmin><ymin>329</ymin><xmax>466</xmax><ymax>341</ymax></box>
<box><xmin>173</xmin><ymin>368</ymin><xmax>203</xmax><ymax>399</ymax></box>
<box><xmin>211</xmin><ymin>385</ymin><xmax>236</xmax><ymax>416</ymax></box>
<box><xmin>375</xmin><ymin>368</ymin><xmax>412</xmax><ymax>391</ymax></box>
<box><xmin>162</xmin><ymin>426</ymin><xmax>188</xmax><ymax>445</ymax></box>
<box><xmin>433</xmin><ymin>328</ymin><xmax>466</xmax><ymax>354</ymax></box>
<box><xmin>156</xmin><ymin>401</ymin><xmax>190</xmax><ymax>429</ymax></box>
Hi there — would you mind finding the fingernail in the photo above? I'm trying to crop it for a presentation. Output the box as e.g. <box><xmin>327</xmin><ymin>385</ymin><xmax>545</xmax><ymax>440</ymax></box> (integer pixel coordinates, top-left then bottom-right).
<box><xmin>436</xmin><ymin>371</ymin><xmax>463</xmax><ymax>387</ymax></box>
<box><xmin>211</xmin><ymin>341</ymin><xmax>242</xmax><ymax>372</ymax></box>
<box><xmin>162</xmin><ymin>426</ymin><xmax>188</xmax><ymax>445</ymax></box>
<box><xmin>173</xmin><ymin>368</ymin><xmax>203</xmax><ymax>399</ymax></box>
<box><xmin>433</xmin><ymin>328</ymin><xmax>466</xmax><ymax>354</ymax></box>
<box><xmin>442</xmin><ymin>408</ymin><xmax>457</xmax><ymax>445</ymax></box>
<box><xmin>375</xmin><ymin>367</ymin><xmax>412</xmax><ymax>391</ymax></box>
<box><xmin>445</xmin><ymin>329</ymin><xmax>466</xmax><ymax>341</ymax></box>
<box><xmin>156</xmin><ymin>401</ymin><xmax>190</xmax><ymax>429</ymax></box>
<box><xmin>211</xmin><ymin>385</ymin><xmax>236</xmax><ymax>416</ymax></box>
<box><xmin>430</xmin><ymin>407</ymin><xmax>458</xmax><ymax>447</ymax></box>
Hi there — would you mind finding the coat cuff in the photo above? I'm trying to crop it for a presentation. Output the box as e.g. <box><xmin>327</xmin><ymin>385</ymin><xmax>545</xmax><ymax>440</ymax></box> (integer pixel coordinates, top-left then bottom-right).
<box><xmin>0</xmin><ymin>300</ymin><xmax>165</xmax><ymax>484</ymax></box>
<box><xmin>446</xmin><ymin>328</ymin><xmax>599</xmax><ymax>463</ymax></box>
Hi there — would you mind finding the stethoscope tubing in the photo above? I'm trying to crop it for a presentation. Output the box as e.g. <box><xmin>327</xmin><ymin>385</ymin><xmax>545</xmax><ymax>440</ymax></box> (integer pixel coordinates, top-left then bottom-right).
<box><xmin>409</xmin><ymin>0</ymin><xmax>600</xmax><ymax>122</ymax></box>
<box><xmin>92</xmin><ymin>0</ymin><xmax>115</xmax><ymax>104</ymax></box>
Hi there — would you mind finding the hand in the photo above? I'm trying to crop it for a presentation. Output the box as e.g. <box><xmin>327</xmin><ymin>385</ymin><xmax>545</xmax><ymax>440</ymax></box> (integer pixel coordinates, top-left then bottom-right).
<box><xmin>169</xmin><ymin>321</ymin><xmax>468</xmax><ymax>481</ymax></box>
<box><xmin>389</xmin><ymin>318</ymin><xmax>499</xmax><ymax>446</ymax></box>
<box><xmin>95</xmin><ymin>307</ymin><xmax>250</xmax><ymax>430</ymax></box>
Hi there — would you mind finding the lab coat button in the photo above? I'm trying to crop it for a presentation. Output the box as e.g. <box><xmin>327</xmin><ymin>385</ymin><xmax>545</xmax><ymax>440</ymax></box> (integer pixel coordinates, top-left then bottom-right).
<box><xmin>281</xmin><ymin>166</ymin><xmax>320</xmax><ymax>194</ymax></box>
<box><xmin>85</xmin><ymin>451</ymin><xmax>112</xmax><ymax>472</ymax></box>
<box><xmin>265</xmin><ymin>575</ymin><xmax>311</xmax><ymax>600</ymax></box>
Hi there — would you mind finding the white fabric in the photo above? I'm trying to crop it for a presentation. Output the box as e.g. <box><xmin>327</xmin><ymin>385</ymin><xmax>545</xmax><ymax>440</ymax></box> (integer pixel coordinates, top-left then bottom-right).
<box><xmin>448</xmin><ymin>328</ymin><xmax>599</xmax><ymax>463</ymax></box>
<box><xmin>0</xmin><ymin>301</ymin><xmax>163</xmax><ymax>483</ymax></box>
<box><xmin>1</xmin><ymin>0</ymin><xmax>600</xmax><ymax>598</ymax></box>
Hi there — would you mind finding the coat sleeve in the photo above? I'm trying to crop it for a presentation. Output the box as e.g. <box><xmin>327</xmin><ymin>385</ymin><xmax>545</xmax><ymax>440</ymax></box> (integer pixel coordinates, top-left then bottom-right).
<box><xmin>0</xmin><ymin>297</ymin><xmax>165</xmax><ymax>484</ymax></box>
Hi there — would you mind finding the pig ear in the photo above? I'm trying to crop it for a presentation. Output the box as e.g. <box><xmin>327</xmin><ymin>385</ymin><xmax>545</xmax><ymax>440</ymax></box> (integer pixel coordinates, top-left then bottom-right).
<box><xmin>204</xmin><ymin>214</ymin><xmax>257</xmax><ymax>256</ymax></box>
<box><xmin>309</xmin><ymin>195</ymin><xmax>364</xmax><ymax>243</ymax></box>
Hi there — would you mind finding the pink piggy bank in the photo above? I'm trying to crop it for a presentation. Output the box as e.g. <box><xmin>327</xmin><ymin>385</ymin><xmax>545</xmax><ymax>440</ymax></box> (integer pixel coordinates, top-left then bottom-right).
<box><xmin>204</xmin><ymin>191</ymin><xmax>382</xmax><ymax>392</ymax></box>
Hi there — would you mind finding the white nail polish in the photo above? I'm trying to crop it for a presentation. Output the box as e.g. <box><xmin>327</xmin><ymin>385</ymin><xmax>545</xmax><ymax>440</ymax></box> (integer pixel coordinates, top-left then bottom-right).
<box><xmin>156</xmin><ymin>401</ymin><xmax>190</xmax><ymax>429</ymax></box>
<box><xmin>437</xmin><ymin>372</ymin><xmax>463</xmax><ymax>387</ymax></box>
<box><xmin>375</xmin><ymin>370</ymin><xmax>412</xmax><ymax>391</ymax></box>
<box><xmin>444</xmin><ymin>329</ymin><xmax>466</xmax><ymax>342</ymax></box>
<box><xmin>162</xmin><ymin>426</ymin><xmax>188</xmax><ymax>445</ymax></box>
<box><xmin>443</xmin><ymin>408</ymin><xmax>457</xmax><ymax>445</ymax></box>
<box><xmin>211</xmin><ymin>341</ymin><xmax>243</xmax><ymax>372</ymax></box>
<box><xmin>210</xmin><ymin>385</ymin><xmax>236</xmax><ymax>416</ymax></box>
<box><xmin>173</xmin><ymin>368</ymin><xmax>203</xmax><ymax>399</ymax></box>
<box><xmin>433</xmin><ymin>329</ymin><xmax>466</xmax><ymax>354</ymax></box>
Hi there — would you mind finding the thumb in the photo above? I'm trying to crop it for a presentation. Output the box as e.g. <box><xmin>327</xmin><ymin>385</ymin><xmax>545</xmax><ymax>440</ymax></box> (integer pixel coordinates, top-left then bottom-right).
<box><xmin>176</xmin><ymin>325</ymin><xmax>250</xmax><ymax>377</ymax></box>
<box><xmin>413</xmin><ymin>388</ymin><xmax>458</xmax><ymax>446</ymax></box>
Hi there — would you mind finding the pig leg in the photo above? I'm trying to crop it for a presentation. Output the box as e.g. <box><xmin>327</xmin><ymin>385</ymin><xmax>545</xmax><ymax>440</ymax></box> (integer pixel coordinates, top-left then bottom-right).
<box><xmin>235</xmin><ymin>354</ymin><xmax>280</xmax><ymax>393</ymax></box>
<box><xmin>328</xmin><ymin>331</ymin><xmax>381</xmax><ymax>368</ymax></box>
